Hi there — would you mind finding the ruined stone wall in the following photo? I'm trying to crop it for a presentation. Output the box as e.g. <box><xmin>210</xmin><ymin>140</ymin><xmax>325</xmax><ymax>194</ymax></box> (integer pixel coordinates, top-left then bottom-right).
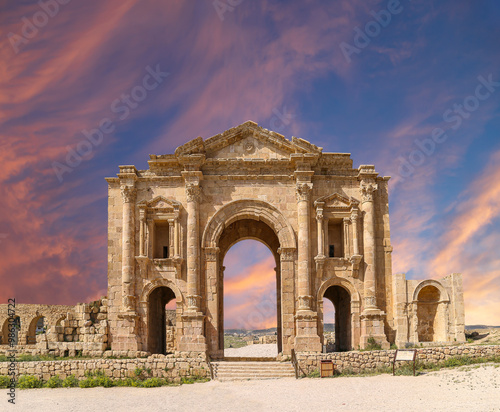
<box><xmin>295</xmin><ymin>344</ymin><xmax>500</xmax><ymax>375</ymax></box>
<box><xmin>0</xmin><ymin>352</ymin><xmax>209</xmax><ymax>383</ymax></box>
<box><xmin>0</xmin><ymin>304</ymin><xmax>73</xmax><ymax>346</ymax></box>
<box><xmin>0</xmin><ymin>301</ymin><xmax>109</xmax><ymax>358</ymax></box>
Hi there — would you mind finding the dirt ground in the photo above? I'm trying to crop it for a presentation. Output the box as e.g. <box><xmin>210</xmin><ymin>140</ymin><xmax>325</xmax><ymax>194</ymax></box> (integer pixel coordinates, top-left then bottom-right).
<box><xmin>11</xmin><ymin>364</ymin><xmax>500</xmax><ymax>412</ymax></box>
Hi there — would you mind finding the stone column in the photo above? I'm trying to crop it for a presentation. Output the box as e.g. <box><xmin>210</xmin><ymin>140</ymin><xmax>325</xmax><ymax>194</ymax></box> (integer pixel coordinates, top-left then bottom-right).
<box><xmin>343</xmin><ymin>217</ymin><xmax>350</xmax><ymax>258</ymax></box>
<box><xmin>361</xmin><ymin>181</ymin><xmax>378</xmax><ymax>311</ymax></box>
<box><xmin>121</xmin><ymin>185</ymin><xmax>137</xmax><ymax>312</ymax></box>
<box><xmin>179</xmin><ymin>169</ymin><xmax>206</xmax><ymax>352</ymax></box>
<box><xmin>296</xmin><ymin>182</ymin><xmax>313</xmax><ymax>310</ymax></box>
<box><xmin>351</xmin><ymin>209</ymin><xmax>360</xmax><ymax>256</ymax></box>
<box><xmin>174</xmin><ymin>217</ymin><xmax>180</xmax><ymax>258</ymax></box>
<box><xmin>294</xmin><ymin>174</ymin><xmax>321</xmax><ymax>352</ymax></box>
<box><xmin>139</xmin><ymin>208</ymin><xmax>146</xmax><ymax>257</ymax></box>
<box><xmin>168</xmin><ymin>220</ymin><xmax>174</xmax><ymax>258</ymax></box>
<box><xmin>316</xmin><ymin>206</ymin><xmax>325</xmax><ymax>258</ymax></box>
<box><xmin>185</xmin><ymin>183</ymin><xmax>201</xmax><ymax>310</ymax></box>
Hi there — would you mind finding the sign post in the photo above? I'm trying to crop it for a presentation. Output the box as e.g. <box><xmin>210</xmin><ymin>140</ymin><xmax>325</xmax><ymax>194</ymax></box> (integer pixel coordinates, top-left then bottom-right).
<box><xmin>393</xmin><ymin>349</ymin><xmax>417</xmax><ymax>376</ymax></box>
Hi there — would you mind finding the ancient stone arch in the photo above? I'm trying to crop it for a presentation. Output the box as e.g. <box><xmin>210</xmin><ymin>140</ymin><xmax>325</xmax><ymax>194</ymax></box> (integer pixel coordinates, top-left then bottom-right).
<box><xmin>201</xmin><ymin>199</ymin><xmax>297</xmax><ymax>357</ymax></box>
<box><xmin>103</xmin><ymin>120</ymin><xmax>466</xmax><ymax>354</ymax></box>
<box><xmin>317</xmin><ymin>277</ymin><xmax>361</xmax><ymax>350</ymax></box>
<box><xmin>412</xmin><ymin>279</ymin><xmax>450</xmax><ymax>303</ymax></box>
<box><xmin>201</xmin><ymin>199</ymin><xmax>296</xmax><ymax>250</ymax></box>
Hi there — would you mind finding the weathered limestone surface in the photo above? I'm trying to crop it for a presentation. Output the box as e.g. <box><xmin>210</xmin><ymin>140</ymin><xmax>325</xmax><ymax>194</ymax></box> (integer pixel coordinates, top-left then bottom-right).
<box><xmin>0</xmin><ymin>352</ymin><xmax>209</xmax><ymax>383</ymax></box>
<box><xmin>296</xmin><ymin>344</ymin><xmax>500</xmax><ymax>375</ymax></box>
<box><xmin>102</xmin><ymin>121</ymin><xmax>465</xmax><ymax>354</ymax></box>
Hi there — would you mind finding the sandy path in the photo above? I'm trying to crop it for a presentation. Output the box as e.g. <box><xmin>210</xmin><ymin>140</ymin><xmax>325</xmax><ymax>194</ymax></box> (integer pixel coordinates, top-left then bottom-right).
<box><xmin>224</xmin><ymin>343</ymin><xmax>277</xmax><ymax>357</ymax></box>
<box><xmin>10</xmin><ymin>365</ymin><xmax>500</xmax><ymax>412</ymax></box>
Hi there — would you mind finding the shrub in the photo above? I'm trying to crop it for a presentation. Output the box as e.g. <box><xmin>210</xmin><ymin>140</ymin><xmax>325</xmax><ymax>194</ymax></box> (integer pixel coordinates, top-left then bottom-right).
<box><xmin>365</xmin><ymin>337</ymin><xmax>382</xmax><ymax>351</ymax></box>
<box><xmin>45</xmin><ymin>375</ymin><xmax>63</xmax><ymax>388</ymax></box>
<box><xmin>79</xmin><ymin>378</ymin><xmax>98</xmax><ymax>388</ymax></box>
<box><xmin>390</xmin><ymin>344</ymin><xmax>398</xmax><ymax>350</ymax></box>
<box><xmin>115</xmin><ymin>377</ymin><xmax>140</xmax><ymax>387</ymax></box>
<box><xmin>62</xmin><ymin>374</ymin><xmax>79</xmax><ymax>388</ymax></box>
<box><xmin>0</xmin><ymin>376</ymin><xmax>11</xmax><ymax>388</ymax></box>
<box><xmin>94</xmin><ymin>375</ymin><xmax>114</xmax><ymax>388</ymax></box>
<box><xmin>307</xmin><ymin>369</ymin><xmax>320</xmax><ymax>378</ymax></box>
<box><xmin>141</xmin><ymin>378</ymin><xmax>165</xmax><ymax>387</ymax></box>
<box><xmin>18</xmin><ymin>375</ymin><xmax>43</xmax><ymax>389</ymax></box>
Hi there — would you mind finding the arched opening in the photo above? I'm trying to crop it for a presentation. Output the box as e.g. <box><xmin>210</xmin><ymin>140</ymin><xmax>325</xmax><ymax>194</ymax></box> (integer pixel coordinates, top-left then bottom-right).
<box><xmin>223</xmin><ymin>239</ymin><xmax>278</xmax><ymax>357</ymax></box>
<box><xmin>217</xmin><ymin>219</ymin><xmax>282</xmax><ymax>356</ymax></box>
<box><xmin>417</xmin><ymin>285</ymin><xmax>441</xmax><ymax>342</ymax></box>
<box><xmin>322</xmin><ymin>298</ymin><xmax>335</xmax><ymax>352</ymax></box>
<box><xmin>323</xmin><ymin>285</ymin><xmax>351</xmax><ymax>351</ymax></box>
<box><xmin>27</xmin><ymin>316</ymin><xmax>45</xmax><ymax>344</ymax></box>
<box><xmin>148</xmin><ymin>286</ymin><xmax>176</xmax><ymax>354</ymax></box>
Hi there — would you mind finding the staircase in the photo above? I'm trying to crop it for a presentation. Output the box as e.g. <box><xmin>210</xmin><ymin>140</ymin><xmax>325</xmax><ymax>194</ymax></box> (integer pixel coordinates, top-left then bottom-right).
<box><xmin>211</xmin><ymin>358</ymin><xmax>296</xmax><ymax>381</ymax></box>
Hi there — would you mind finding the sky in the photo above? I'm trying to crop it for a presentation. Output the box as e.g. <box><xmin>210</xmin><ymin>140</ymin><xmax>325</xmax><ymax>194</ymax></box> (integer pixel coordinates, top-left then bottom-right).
<box><xmin>1</xmin><ymin>0</ymin><xmax>499</xmax><ymax>327</ymax></box>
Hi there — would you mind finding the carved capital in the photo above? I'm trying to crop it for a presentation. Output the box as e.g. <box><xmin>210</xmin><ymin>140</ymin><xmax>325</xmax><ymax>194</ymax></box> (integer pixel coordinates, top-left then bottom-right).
<box><xmin>278</xmin><ymin>247</ymin><xmax>296</xmax><ymax>262</ymax></box>
<box><xmin>296</xmin><ymin>183</ymin><xmax>312</xmax><ymax>202</ymax></box>
<box><xmin>121</xmin><ymin>186</ymin><xmax>137</xmax><ymax>204</ymax></box>
<box><xmin>204</xmin><ymin>247</ymin><xmax>219</xmax><ymax>262</ymax></box>
<box><xmin>364</xmin><ymin>295</ymin><xmax>377</xmax><ymax>309</ymax></box>
<box><xmin>360</xmin><ymin>181</ymin><xmax>378</xmax><ymax>203</ymax></box>
<box><xmin>298</xmin><ymin>295</ymin><xmax>312</xmax><ymax>310</ymax></box>
<box><xmin>123</xmin><ymin>295</ymin><xmax>136</xmax><ymax>312</ymax></box>
<box><xmin>351</xmin><ymin>208</ymin><xmax>360</xmax><ymax>221</ymax></box>
<box><xmin>185</xmin><ymin>184</ymin><xmax>201</xmax><ymax>203</ymax></box>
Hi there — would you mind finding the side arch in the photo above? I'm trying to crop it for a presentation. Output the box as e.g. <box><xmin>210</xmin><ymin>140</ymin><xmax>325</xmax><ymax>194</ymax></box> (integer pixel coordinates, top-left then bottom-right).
<box><xmin>317</xmin><ymin>277</ymin><xmax>361</xmax><ymax>350</ymax></box>
<box><xmin>317</xmin><ymin>277</ymin><xmax>360</xmax><ymax>303</ymax></box>
<box><xmin>140</xmin><ymin>278</ymin><xmax>184</xmax><ymax>305</ymax></box>
<box><xmin>412</xmin><ymin>280</ymin><xmax>450</xmax><ymax>303</ymax></box>
<box><xmin>202</xmin><ymin>199</ymin><xmax>296</xmax><ymax>250</ymax></box>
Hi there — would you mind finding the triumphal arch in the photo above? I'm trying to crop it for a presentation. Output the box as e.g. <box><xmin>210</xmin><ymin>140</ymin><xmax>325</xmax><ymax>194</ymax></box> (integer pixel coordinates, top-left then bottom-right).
<box><xmin>105</xmin><ymin>121</ymin><xmax>465</xmax><ymax>357</ymax></box>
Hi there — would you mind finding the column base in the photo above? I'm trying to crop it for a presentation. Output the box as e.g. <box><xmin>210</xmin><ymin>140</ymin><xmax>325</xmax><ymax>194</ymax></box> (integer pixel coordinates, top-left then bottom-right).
<box><xmin>360</xmin><ymin>309</ymin><xmax>390</xmax><ymax>350</ymax></box>
<box><xmin>113</xmin><ymin>312</ymin><xmax>140</xmax><ymax>352</ymax></box>
<box><xmin>294</xmin><ymin>310</ymin><xmax>322</xmax><ymax>352</ymax></box>
<box><xmin>179</xmin><ymin>311</ymin><xmax>207</xmax><ymax>352</ymax></box>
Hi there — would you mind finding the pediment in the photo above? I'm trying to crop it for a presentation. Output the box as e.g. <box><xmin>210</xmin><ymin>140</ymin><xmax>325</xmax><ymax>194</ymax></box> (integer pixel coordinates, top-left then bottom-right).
<box><xmin>138</xmin><ymin>196</ymin><xmax>181</xmax><ymax>211</ymax></box>
<box><xmin>174</xmin><ymin>121</ymin><xmax>322</xmax><ymax>160</ymax></box>
<box><xmin>314</xmin><ymin>192</ymin><xmax>359</xmax><ymax>209</ymax></box>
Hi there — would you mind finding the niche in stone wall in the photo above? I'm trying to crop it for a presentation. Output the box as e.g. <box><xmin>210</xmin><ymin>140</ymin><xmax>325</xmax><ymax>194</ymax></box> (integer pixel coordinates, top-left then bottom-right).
<box><xmin>417</xmin><ymin>285</ymin><xmax>441</xmax><ymax>342</ymax></box>
<box><xmin>328</xmin><ymin>219</ymin><xmax>344</xmax><ymax>258</ymax></box>
<box><xmin>154</xmin><ymin>221</ymin><xmax>170</xmax><ymax>259</ymax></box>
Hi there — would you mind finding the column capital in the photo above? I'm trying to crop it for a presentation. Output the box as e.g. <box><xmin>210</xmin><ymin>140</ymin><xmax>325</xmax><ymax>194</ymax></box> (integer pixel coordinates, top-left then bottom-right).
<box><xmin>204</xmin><ymin>247</ymin><xmax>220</xmax><ymax>262</ymax></box>
<box><xmin>360</xmin><ymin>181</ymin><xmax>378</xmax><ymax>203</ymax></box>
<box><xmin>277</xmin><ymin>247</ymin><xmax>296</xmax><ymax>262</ymax></box>
<box><xmin>121</xmin><ymin>185</ymin><xmax>137</xmax><ymax>204</ymax></box>
<box><xmin>185</xmin><ymin>183</ymin><xmax>201</xmax><ymax>203</ymax></box>
<box><xmin>296</xmin><ymin>182</ymin><xmax>312</xmax><ymax>202</ymax></box>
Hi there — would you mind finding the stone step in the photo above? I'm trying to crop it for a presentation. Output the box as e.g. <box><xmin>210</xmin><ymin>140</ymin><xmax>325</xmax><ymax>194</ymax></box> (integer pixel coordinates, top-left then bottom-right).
<box><xmin>211</xmin><ymin>361</ymin><xmax>296</xmax><ymax>381</ymax></box>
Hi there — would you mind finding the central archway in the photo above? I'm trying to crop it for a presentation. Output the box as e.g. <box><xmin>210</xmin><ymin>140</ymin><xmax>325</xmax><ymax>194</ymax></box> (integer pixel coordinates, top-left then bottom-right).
<box><xmin>202</xmin><ymin>199</ymin><xmax>296</xmax><ymax>357</ymax></box>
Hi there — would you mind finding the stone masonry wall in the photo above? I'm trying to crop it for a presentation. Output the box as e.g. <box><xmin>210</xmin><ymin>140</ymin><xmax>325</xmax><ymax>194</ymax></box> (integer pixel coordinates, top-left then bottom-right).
<box><xmin>296</xmin><ymin>344</ymin><xmax>500</xmax><ymax>375</ymax></box>
<box><xmin>0</xmin><ymin>353</ymin><xmax>209</xmax><ymax>383</ymax></box>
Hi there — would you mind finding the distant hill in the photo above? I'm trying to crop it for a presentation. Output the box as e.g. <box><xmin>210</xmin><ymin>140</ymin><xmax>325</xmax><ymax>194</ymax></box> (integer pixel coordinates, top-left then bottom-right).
<box><xmin>225</xmin><ymin>324</ymin><xmax>335</xmax><ymax>334</ymax></box>
<box><xmin>466</xmin><ymin>325</ymin><xmax>500</xmax><ymax>330</ymax></box>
